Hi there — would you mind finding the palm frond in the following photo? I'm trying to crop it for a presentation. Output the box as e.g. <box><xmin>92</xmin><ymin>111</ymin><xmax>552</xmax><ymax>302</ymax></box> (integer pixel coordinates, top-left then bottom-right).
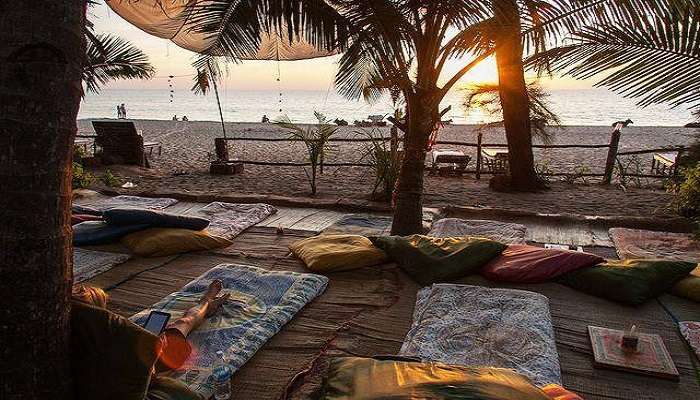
<box><xmin>185</xmin><ymin>0</ymin><xmax>347</xmax><ymax>58</ymax></box>
<box><xmin>527</xmin><ymin>6</ymin><xmax>700</xmax><ymax>108</ymax></box>
<box><xmin>464</xmin><ymin>82</ymin><xmax>560</xmax><ymax>143</ymax></box>
<box><xmin>83</xmin><ymin>33</ymin><xmax>154</xmax><ymax>94</ymax></box>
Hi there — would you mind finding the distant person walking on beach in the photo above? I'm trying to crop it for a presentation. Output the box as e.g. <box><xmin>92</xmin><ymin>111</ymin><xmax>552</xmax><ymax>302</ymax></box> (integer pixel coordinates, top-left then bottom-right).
<box><xmin>120</xmin><ymin>103</ymin><xmax>127</xmax><ymax>119</ymax></box>
<box><xmin>182</xmin><ymin>115</ymin><xmax>189</xmax><ymax>121</ymax></box>
<box><xmin>261</xmin><ymin>114</ymin><xmax>270</xmax><ymax>123</ymax></box>
<box><xmin>172</xmin><ymin>115</ymin><xmax>178</xmax><ymax>121</ymax></box>
<box><xmin>116</xmin><ymin>105</ymin><xmax>122</xmax><ymax>119</ymax></box>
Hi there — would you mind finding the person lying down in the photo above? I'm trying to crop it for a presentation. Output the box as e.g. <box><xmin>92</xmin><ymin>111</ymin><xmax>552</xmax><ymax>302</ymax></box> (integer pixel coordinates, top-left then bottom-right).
<box><xmin>71</xmin><ymin>282</ymin><xmax>229</xmax><ymax>400</ymax></box>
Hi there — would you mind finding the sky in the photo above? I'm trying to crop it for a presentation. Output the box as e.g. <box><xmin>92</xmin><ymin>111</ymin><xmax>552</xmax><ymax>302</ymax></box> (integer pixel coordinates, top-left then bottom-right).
<box><xmin>91</xmin><ymin>1</ymin><xmax>593</xmax><ymax>92</ymax></box>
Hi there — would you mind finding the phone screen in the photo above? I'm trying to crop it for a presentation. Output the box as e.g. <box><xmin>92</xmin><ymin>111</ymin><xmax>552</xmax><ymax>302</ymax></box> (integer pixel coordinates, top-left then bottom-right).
<box><xmin>143</xmin><ymin>311</ymin><xmax>170</xmax><ymax>335</ymax></box>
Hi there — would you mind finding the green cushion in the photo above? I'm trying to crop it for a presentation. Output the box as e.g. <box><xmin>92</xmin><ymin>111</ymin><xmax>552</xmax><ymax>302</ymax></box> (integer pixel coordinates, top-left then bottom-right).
<box><xmin>71</xmin><ymin>301</ymin><xmax>160</xmax><ymax>400</ymax></box>
<box><xmin>370</xmin><ymin>235</ymin><xmax>507</xmax><ymax>285</ymax></box>
<box><xmin>320</xmin><ymin>357</ymin><xmax>551</xmax><ymax>400</ymax></box>
<box><xmin>559</xmin><ymin>259</ymin><xmax>698</xmax><ymax>305</ymax></box>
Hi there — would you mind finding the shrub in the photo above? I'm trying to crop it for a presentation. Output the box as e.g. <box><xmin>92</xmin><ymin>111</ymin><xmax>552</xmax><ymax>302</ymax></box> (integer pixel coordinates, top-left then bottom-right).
<box><xmin>669</xmin><ymin>162</ymin><xmax>700</xmax><ymax>239</ymax></box>
<box><xmin>359</xmin><ymin>128</ymin><xmax>402</xmax><ymax>202</ymax></box>
<box><xmin>72</xmin><ymin>162</ymin><xmax>94</xmax><ymax>189</ymax></box>
<box><xmin>275</xmin><ymin>112</ymin><xmax>337</xmax><ymax>195</ymax></box>
<box><xmin>101</xmin><ymin>169</ymin><xmax>121</xmax><ymax>187</ymax></box>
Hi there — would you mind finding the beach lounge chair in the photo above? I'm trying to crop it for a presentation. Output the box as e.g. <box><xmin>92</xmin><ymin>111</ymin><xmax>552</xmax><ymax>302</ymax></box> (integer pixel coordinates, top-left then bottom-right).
<box><xmin>429</xmin><ymin>149</ymin><xmax>470</xmax><ymax>176</ymax></box>
<box><xmin>651</xmin><ymin>151</ymin><xmax>677</xmax><ymax>176</ymax></box>
<box><xmin>481</xmin><ymin>147</ymin><xmax>509</xmax><ymax>174</ymax></box>
<box><xmin>92</xmin><ymin>121</ymin><xmax>160</xmax><ymax>166</ymax></box>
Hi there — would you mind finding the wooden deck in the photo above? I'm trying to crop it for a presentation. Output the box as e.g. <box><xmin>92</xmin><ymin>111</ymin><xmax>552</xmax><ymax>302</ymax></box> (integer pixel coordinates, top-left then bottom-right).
<box><xmin>75</xmin><ymin>196</ymin><xmax>700</xmax><ymax>399</ymax></box>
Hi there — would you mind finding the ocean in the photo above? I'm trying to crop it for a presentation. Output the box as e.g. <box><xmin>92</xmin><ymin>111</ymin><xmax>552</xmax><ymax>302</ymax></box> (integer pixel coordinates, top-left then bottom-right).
<box><xmin>79</xmin><ymin>87</ymin><xmax>696</xmax><ymax>127</ymax></box>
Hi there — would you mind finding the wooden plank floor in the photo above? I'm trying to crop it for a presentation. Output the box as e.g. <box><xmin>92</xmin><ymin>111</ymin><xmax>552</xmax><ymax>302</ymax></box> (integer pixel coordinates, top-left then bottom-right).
<box><xmin>83</xmin><ymin>227</ymin><xmax>700</xmax><ymax>400</ymax></box>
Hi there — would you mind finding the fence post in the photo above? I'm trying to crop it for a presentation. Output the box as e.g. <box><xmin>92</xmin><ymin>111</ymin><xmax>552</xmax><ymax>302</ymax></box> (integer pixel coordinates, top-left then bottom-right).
<box><xmin>390</xmin><ymin>126</ymin><xmax>398</xmax><ymax>157</ymax></box>
<box><xmin>214</xmin><ymin>138</ymin><xmax>230</xmax><ymax>161</ymax></box>
<box><xmin>475</xmin><ymin>130</ymin><xmax>483</xmax><ymax>180</ymax></box>
<box><xmin>603</xmin><ymin>127</ymin><xmax>621</xmax><ymax>184</ymax></box>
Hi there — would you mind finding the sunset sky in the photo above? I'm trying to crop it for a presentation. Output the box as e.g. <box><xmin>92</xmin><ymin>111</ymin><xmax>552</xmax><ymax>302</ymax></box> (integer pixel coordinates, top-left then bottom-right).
<box><xmin>91</xmin><ymin>2</ymin><xmax>592</xmax><ymax>92</ymax></box>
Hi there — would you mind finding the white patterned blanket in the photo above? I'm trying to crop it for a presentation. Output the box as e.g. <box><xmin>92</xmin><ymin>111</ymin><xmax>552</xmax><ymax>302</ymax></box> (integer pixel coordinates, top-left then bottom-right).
<box><xmin>429</xmin><ymin>218</ymin><xmax>527</xmax><ymax>244</ymax></box>
<box><xmin>75</xmin><ymin>195</ymin><xmax>178</xmax><ymax>212</ymax></box>
<box><xmin>609</xmin><ymin>228</ymin><xmax>700</xmax><ymax>263</ymax></box>
<box><xmin>73</xmin><ymin>248</ymin><xmax>130</xmax><ymax>283</ymax></box>
<box><xmin>131</xmin><ymin>264</ymin><xmax>327</xmax><ymax>399</ymax></box>
<box><xmin>195</xmin><ymin>202</ymin><xmax>277</xmax><ymax>240</ymax></box>
<box><xmin>399</xmin><ymin>284</ymin><xmax>561</xmax><ymax>386</ymax></box>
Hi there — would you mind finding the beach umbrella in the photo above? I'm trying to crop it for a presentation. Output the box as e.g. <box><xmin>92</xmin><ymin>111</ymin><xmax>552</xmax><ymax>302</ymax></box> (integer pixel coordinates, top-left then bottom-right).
<box><xmin>105</xmin><ymin>0</ymin><xmax>338</xmax><ymax>61</ymax></box>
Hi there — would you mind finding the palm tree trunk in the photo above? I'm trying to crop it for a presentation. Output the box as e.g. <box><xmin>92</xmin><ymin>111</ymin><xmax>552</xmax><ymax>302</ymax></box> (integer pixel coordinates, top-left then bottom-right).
<box><xmin>493</xmin><ymin>0</ymin><xmax>542</xmax><ymax>191</ymax></box>
<box><xmin>0</xmin><ymin>2</ymin><xmax>85</xmax><ymax>399</ymax></box>
<box><xmin>391</xmin><ymin>92</ymin><xmax>437</xmax><ymax>235</ymax></box>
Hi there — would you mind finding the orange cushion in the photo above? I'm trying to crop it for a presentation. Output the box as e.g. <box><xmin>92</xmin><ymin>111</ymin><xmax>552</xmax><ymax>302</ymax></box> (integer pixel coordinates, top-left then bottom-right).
<box><xmin>541</xmin><ymin>384</ymin><xmax>584</xmax><ymax>400</ymax></box>
<box><xmin>122</xmin><ymin>228</ymin><xmax>232</xmax><ymax>257</ymax></box>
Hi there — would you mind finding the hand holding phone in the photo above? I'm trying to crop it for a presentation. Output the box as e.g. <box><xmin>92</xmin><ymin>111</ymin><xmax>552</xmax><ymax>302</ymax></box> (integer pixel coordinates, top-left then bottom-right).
<box><xmin>143</xmin><ymin>311</ymin><xmax>171</xmax><ymax>335</ymax></box>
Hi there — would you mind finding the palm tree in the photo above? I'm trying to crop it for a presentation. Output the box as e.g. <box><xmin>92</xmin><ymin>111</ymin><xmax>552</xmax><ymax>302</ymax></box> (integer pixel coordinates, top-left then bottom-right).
<box><xmin>0</xmin><ymin>1</ymin><xmax>85</xmax><ymax>398</ymax></box>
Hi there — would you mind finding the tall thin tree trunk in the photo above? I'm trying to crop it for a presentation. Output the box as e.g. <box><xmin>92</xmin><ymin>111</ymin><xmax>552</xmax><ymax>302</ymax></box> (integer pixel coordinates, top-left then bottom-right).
<box><xmin>391</xmin><ymin>92</ymin><xmax>437</xmax><ymax>235</ymax></box>
<box><xmin>493</xmin><ymin>0</ymin><xmax>542</xmax><ymax>191</ymax></box>
<box><xmin>0</xmin><ymin>2</ymin><xmax>85</xmax><ymax>399</ymax></box>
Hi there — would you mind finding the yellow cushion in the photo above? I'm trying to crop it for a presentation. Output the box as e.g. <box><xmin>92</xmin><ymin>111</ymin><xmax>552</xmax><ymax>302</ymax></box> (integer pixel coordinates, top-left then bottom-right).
<box><xmin>289</xmin><ymin>234</ymin><xmax>387</xmax><ymax>272</ymax></box>
<box><xmin>122</xmin><ymin>228</ymin><xmax>232</xmax><ymax>257</ymax></box>
<box><xmin>671</xmin><ymin>266</ymin><xmax>700</xmax><ymax>302</ymax></box>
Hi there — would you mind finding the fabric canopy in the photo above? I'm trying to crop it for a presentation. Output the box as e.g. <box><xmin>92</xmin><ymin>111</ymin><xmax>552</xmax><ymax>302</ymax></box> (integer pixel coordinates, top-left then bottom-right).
<box><xmin>106</xmin><ymin>0</ymin><xmax>337</xmax><ymax>60</ymax></box>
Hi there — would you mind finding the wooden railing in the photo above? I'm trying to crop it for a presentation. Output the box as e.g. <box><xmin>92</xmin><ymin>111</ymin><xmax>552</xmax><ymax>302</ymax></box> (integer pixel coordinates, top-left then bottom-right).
<box><xmin>214</xmin><ymin>127</ymin><xmax>688</xmax><ymax>183</ymax></box>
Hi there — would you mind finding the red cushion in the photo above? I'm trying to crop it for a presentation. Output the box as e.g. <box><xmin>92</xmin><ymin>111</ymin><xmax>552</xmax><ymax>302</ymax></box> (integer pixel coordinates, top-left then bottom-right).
<box><xmin>72</xmin><ymin>214</ymin><xmax>102</xmax><ymax>225</ymax></box>
<box><xmin>482</xmin><ymin>244</ymin><xmax>604</xmax><ymax>283</ymax></box>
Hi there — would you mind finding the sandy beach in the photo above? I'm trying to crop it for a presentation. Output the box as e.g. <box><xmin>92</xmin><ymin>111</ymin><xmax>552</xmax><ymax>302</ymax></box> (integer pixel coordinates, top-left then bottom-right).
<box><xmin>77</xmin><ymin>119</ymin><xmax>697</xmax><ymax>216</ymax></box>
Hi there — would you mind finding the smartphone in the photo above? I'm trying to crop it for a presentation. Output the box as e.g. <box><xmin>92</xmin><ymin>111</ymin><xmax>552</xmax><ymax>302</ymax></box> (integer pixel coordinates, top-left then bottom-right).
<box><xmin>143</xmin><ymin>311</ymin><xmax>171</xmax><ymax>335</ymax></box>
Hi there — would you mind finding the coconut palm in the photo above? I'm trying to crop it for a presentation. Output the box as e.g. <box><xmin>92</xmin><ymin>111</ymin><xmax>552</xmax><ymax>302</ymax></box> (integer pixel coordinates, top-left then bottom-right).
<box><xmin>0</xmin><ymin>1</ymin><xmax>85</xmax><ymax>398</ymax></box>
<box><xmin>185</xmin><ymin>0</ymin><xmax>692</xmax><ymax>234</ymax></box>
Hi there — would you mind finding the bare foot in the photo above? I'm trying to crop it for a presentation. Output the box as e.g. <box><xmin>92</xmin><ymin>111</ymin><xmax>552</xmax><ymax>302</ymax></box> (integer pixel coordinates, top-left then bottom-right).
<box><xmin>206</xmin><ymin>292</ymin><xmax>230</xmax><ymax>317</ymax></box>
<box><xmin>200</xmin><ymin>279</ymin><xmax>223</xmax><ymax>304</ymax></box>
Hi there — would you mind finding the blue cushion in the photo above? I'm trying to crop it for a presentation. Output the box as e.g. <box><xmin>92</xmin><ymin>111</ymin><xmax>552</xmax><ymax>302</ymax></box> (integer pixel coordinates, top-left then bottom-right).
<box><xmin>103</xmin><ymin>208</ymin><xmax>210</xmax><ymax>231</ymax></box>
<box><xmin>73</xmin><ymin>221</ymin><xmax>150</xmax><ymax>246</ymax></box>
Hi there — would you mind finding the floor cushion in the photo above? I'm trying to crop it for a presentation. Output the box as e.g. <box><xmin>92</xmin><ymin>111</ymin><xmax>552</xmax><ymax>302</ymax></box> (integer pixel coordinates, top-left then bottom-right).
<box><xmin>370</xmin><ymin>235</ymin><xmax>506</xmax><ymax>285</ymax></box>
<box><xmin>320</xmin><ymin>357</ymin><xmax>551</xmax><ymax>400</ymax></box>
<box><xmin>482</xmin><ymin>244</ymin><xmax>605</xmax><ymax>283</ymax></box>
<box><xmin>559</xmin><ymin>259</ymin><xmax>697</xmax><ymax>305</ymax></box>
<box><xmin>104</xmin><ymin>208</ymin><xmax>210</xmax><ymax>231</ymax></box>
<box><xmin>122</xmin><ymin>228</ymin><xmax>233</xmax><ymax>257</ymax></box>
<box><xmin>289</xmin><ymin>234</ymin><xmax>387</xmax><ymax>272</ymax></box>
<box><xmin>670</xmin><ymin>265</ymin><xmax>700</xmax><ymax>302</ymax></box>
<box><xmin>74</xmin><ymin>221</ymin><xmax>150</xmax><ymax>246</ymax></box>
<box><xmin>72</xmin><ymin>214</ymin><xmax>103</xmax><ymax>226</ymax></box>
<box><xmin>71</xmin><ymin>301</ymin><xmax>160</xmax><ymax>400</ymax></box>
<box><xmin>541</xmin><ymin>384</ymin><xmax>584</xmax><ymax>400</ymax></box>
